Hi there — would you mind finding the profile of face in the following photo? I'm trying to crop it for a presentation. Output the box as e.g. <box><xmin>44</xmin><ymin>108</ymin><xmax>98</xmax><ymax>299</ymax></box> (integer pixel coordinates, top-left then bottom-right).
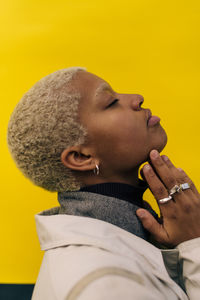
<box><xmin>61</xmin><ymin>71</ymin><xmax>167</xmax><ymax>186</ymax></box>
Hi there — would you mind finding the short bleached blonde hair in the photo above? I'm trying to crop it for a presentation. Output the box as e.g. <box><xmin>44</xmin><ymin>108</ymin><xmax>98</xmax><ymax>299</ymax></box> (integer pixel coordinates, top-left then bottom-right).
<box><xmin>7</xmin><ymin>67</ymin><xmax>88</xmax><ymax>192</ymax></box>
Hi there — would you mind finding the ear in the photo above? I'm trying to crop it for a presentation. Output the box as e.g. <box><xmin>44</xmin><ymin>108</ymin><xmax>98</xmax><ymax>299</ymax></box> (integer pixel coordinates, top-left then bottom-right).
<box><xmin>61</xmin><ymin>146</ymin><xmax>98</xmax><ymax>172</ymax></box>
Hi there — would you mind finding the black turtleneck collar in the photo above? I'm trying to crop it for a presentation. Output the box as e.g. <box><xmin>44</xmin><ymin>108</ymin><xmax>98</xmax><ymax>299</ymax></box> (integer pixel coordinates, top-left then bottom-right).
<box><xmin>79</xmin><ymin>180</ymin><xmax>148</xmax><ymax>208</ymax></box>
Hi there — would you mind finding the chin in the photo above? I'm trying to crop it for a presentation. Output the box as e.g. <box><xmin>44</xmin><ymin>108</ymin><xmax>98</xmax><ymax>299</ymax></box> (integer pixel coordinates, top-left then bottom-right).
<box><xmin>155</xmin><ymin>129</ymin><xmax>168</xmax><ymax>153</ymax></box>
<box><xmin>137</xmin><ymin>127</ymin><xmax>168</xmax><ymax>167</ymax></box>
<box><xmin>141</xmin><ymin>130</ymin><xmax>168</xmax><ymax>164</ymax></box>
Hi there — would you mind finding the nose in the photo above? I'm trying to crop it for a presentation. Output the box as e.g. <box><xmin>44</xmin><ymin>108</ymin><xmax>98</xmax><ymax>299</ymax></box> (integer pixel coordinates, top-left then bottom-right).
<box><xmin>131</xmin><ymin>94</ymin><xmax>144</xmax><ymax>111</ymax></box>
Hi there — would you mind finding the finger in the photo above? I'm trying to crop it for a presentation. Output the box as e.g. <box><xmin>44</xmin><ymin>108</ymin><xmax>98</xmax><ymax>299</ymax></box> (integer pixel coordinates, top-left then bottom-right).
<box><xmin>161</xmin><ymin>155</ymin><xmax>199</xmax><ymax>197</ymax></box>
<box><xmin>149</xmin><ymin>150</ymin><xmax>178</xmax><ymax>191</ymax></box>
<box><xmin>149</xmin><ymin>151</ymin><xmax>191</xmax><ymax>205</ymax></box>
<box><xmin>177</xmin><ymin>168</ymin><xmax>199</xmax><ymax>198</ymax></box>
<box><xmin>161</xmin><ymin>155</ymin><xmax>179</xmax><ymax>178</ymax></box>
<box><xmin>142</xmin><ymin>164</ymin><xmax>174</xmax><ymax>215</ymax></box>
<box><xmin>160</xmin><ymin>155</ymin><xmax>193</xmax><ymax>198</ymax></box>
<box><xmin>136</xmin><ymin>209</ymin><xmax>169</xmax><ymax>245</ymax></box>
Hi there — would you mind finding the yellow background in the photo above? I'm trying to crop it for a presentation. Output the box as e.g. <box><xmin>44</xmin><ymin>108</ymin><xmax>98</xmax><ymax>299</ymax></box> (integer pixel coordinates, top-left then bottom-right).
<box><xmin>1</xmin><ymin>0</ymin><xmax>200</xmax><ymax>283</ymax></box>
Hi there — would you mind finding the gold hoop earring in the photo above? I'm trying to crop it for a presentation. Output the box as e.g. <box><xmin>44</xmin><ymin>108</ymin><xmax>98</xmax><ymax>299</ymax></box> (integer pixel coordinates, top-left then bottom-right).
<box><xmin>93</xmin><ymin>164</ymin><xmax>100</xmax><ymax>175</ymax></box>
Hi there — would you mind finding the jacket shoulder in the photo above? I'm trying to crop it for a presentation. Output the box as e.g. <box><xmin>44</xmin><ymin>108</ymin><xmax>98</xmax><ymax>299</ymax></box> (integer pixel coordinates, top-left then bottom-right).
<box><xmin>32</xmin><ymin>244</ymin><xmax>148</xmax><ymax>300</ymax></box>
<box><xmin>32</xmin><ymin>243</ymin><xmax>187</xmax><ymax>300</ymax></box>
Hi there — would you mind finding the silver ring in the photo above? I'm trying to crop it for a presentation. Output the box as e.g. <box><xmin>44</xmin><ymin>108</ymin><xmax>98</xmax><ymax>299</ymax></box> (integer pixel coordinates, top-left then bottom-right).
<box><xmin>169</xmin><ymin>184</ymin><xmax>182</xmax><ymax>196</ymax></box>
<box><xmin>158</xmin><ymin>195</ymin><xmax>173</xmax><ymax>204</ymax></box>
<box><xmin>180</xmin><ymin>183</ymin><xmax>190</xmax><ymax>191</ymax></box>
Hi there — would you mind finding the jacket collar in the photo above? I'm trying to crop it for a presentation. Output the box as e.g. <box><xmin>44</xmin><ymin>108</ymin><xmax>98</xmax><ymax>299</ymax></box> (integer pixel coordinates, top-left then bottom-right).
<box><xmin>35</xmin><ymin>210</ymin><xmax>171</xmax><ymax>274</ymax></box>
<box><xmin>57</xmin><ymin>190</ymin><xmax>156</xmax><ymax>240</ymax></box>
<box><xmin>35</xmin><ymin>210</ymin><xmax>161</xmax><ymax>265</ymax></box>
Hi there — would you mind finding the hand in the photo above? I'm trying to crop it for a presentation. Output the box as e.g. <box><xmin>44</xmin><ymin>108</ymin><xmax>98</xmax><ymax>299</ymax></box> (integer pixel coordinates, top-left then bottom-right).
<box><xmin>136</xmin><ymin>149</ymin><xmax>200</xmax><ymax>247</ymax></box>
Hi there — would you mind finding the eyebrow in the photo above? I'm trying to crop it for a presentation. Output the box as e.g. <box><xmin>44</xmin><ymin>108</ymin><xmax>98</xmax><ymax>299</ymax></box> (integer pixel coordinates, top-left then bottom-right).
<box><xmin>94</xmin><ymin>82</ymin><xmax>113</xmax><ymax>98</ymax></box>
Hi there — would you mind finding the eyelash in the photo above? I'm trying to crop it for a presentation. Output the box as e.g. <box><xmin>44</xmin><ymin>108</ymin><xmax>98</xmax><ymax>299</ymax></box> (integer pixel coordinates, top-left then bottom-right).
<box><xmin>106</xmin><ymin>99</ymin><xmax>119</xmax><ymax>108</ymax></box>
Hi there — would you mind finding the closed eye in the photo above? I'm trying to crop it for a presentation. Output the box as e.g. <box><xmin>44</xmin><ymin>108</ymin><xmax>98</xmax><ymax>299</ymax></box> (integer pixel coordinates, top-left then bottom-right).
<box><xmin>106</xmin><ymin>99</ymin><xmax>119</xmax><ymax>108</ymax></box>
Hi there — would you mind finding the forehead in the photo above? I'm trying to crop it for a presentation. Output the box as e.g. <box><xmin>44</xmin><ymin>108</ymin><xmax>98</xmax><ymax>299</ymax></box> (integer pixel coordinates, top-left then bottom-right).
<box><xmin>73</xmin><ymin>71</ymin><xmax>112</xmax><ymax>100</ymax></box>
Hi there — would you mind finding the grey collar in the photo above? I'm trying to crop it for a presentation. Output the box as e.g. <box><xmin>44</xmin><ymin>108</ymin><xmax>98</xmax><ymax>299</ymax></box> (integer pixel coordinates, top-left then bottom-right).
<box><xmin>58</xmin><ymin>191</ymin><xmax>151</xmax><ymax>240</ymax></box>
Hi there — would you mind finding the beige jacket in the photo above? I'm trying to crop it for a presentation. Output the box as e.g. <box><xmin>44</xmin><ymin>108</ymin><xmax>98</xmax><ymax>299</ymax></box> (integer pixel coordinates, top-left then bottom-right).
<box><xmin>32</xmin><ymin>208</ymin><xmax>200</xmax><ymax>300</ymax></box>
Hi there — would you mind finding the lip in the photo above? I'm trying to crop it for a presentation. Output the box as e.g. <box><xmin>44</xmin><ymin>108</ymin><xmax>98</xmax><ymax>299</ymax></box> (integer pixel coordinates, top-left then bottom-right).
<box><xmin>145</xmin><ymin>109</ymin><xmax>152</xmax><ymax>123</ymax></box>
<box><xmin>145</xmin><ymin>109</ymin><xmax>160</xmax><ymax>127</ymax></box>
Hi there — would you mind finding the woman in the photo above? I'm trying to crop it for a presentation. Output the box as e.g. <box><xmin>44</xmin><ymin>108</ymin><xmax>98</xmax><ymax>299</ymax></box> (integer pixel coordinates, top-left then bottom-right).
<box><xmin>7</xmin><ymin>67</ymin><xmax>200</xmax><ymax>299</ymax></box>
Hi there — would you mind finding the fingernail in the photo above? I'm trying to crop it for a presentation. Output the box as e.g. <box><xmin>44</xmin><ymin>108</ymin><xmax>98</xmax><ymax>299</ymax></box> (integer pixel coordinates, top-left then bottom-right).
<box><xmin>143</xmin><ymin>164</ymin><xmax>151</xmax><ymax>171</ymax></box>
<box><xmin>151</xmin><ymin>150</ymin><xmax>159</xmax><ymax>158</ymax></box>
<box><xmin>177</xmin><ymin>167</ymin><xmax>183</xmax><ymax>172</ymax></box>
<box><xmin>162</xmin><ymin>155</ymin><xmax>168</xmax><ymax>162</ymax></box>
<box><xmin>136</xmin><ymin>210</ymin><xmax>146</xmax><ymax>218</ymax></box>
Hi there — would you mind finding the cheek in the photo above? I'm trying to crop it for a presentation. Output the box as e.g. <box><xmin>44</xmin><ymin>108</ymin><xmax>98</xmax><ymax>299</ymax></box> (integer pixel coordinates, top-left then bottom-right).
<box><xmin>89</xmin><ymin>122</ymin><xmax>149</xmax><ymax>164</ymax></box>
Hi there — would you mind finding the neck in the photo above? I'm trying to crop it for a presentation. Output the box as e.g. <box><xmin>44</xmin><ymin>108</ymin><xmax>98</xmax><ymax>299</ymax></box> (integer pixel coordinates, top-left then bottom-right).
<box><xmin>77</xmin><ymin>167</ymin><xmax>140</xmax><ymax>188</ymax></box>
